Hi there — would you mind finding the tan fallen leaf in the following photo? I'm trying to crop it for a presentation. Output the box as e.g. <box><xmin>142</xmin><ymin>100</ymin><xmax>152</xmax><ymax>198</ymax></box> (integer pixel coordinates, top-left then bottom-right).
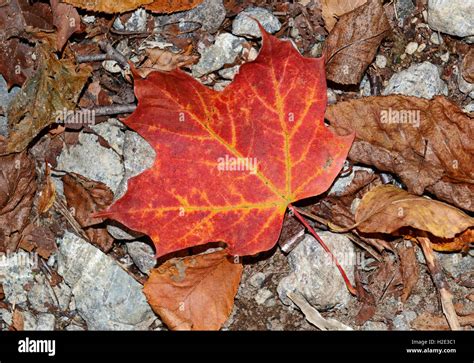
<box><xmin>326</xmin><ymin>95</ymin><xmax>474</xmax><ymax>211</ymax></box>
<box><xmin>144</xmin><ymin>250</ymin><xmax>242</xmax><ymax>330</ymax></box>
<box><xmin>62</xmin><ymin>0</ymin><xmax>203</xmax><ymax>14</ymax></box>
<box><xmin>354</xmin><ymin>185</ymin><xmax>474</xmax><ymax>240</ymax></box>
<box><xmin>321</xmin><ymin>0</ymin><xmax>367</xmax><ymax>31</ymax></box>
<box><xmin>323</xmin><ymin>0</ymin><xmax>391</xmax><ymax>84</ymax></box>
<box><xmin>135</xmin><ymin>47</ymin><xmax>198</xmax><ymax>78</ymax></box>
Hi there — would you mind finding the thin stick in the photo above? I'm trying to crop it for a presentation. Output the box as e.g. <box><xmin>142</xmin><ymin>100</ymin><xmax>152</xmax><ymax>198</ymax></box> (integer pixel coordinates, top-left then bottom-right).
<box><xmin>418</xmin><ymin>236</ymin><xmax>461</xmax><ymax>330</ymax></box>
<box><xmin>288</xmin><ymin>204</ymin><xmax>357</xmax><ymax>296</ymax></box>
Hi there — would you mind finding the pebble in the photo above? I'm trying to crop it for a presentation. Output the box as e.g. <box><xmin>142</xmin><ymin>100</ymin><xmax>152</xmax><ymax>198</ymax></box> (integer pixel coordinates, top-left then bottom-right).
<box><xmin>113</xmin><ymin>9</ymin><xmax>147</xmax><ymax>32</ymax></box>
<box><xmin>232</xmin><ymin>7</ymin><xmax>281</xmax><ymax>38</ymax></box>
<box><xmin>277</xmin><ymin>233</ymin><xmax>356</xmax><ymax>311</ymax></box>
<box><xmin>430</xmin><ymin>32</ymin><xmax>443</xmax><ymax>45</ymax></box>
<box><xmin>427</xmin><ymin>0</ymin><xmax>474</xmax><ymax>37</ymax></box>
<box><xmin>154</xmin><ymin>0</ymin><xmax>226</xmax><ymax>34</ymax></box>
<box><xmin>393</xmin><ymin>310</ymin><xmax>417</xmax><ymax>330</ymax></box>
<box><xmin>57</xmin><ymin>232</ymin><xmax>157</xmax><ymax>330</ymax></box>
<box><xmin>375</xmin><ymin>54</ymin><xmax>387</xmax><ymax>69</ymax></box>
<box><xmin>126</xmin><ymin>241</ymin><xmax>156</xmax><ymax>275</ymax></box>
<box><xmin>383</xmin><ymin>61</ymin><xmax>448</xmax><ymax>99</ymax></box>
<box><xmin>248</xmin><ymin>272</ymin><xmax>266</xmax><ymax>289</ymax></box>
<box><xmin>405</xmin><ymin>42</ymin><xmax>418</xmax><ymax>55</ymax></box>
<box><xmin>254</xmin><ymin>288</ymin><xmax>273</xmax><ymax>305</ymax></box>
<box><xmin>192</xmin><ymin>33</ymin><xmax>245</xmax><ymax>78</ymax></box>
<box><xmin>218</xmin><ymin>65</ymin><xmax>240</xmax><ymax>80</ymax></box>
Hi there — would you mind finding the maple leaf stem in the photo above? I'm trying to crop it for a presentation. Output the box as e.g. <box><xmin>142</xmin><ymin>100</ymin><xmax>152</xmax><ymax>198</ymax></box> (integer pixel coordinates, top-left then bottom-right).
<box><xmin>288</xmin><ymin>204</ymin><xmax>357</xmax><ymax>296</ymax></box>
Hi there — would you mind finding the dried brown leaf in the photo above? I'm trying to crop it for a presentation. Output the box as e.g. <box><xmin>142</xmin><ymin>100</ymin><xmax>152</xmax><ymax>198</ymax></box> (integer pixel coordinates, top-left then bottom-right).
<box><xmin>19</xmin><ymin>224</ymin><xmax>57</xmax><ymax>259</ymax></box>
<box><xmin>51</xmin><ymin>0</ymin><xmax>81</xmax><ymax>50</ymax></box>
<box><xmin>135</xmin><ymin>48</ymin><xmax>198</xmax><ymax>78</ymax></box>
<box><xmin>2</xmin><ymin>39</ymin><xmax>91</xmax><ymax>154</ymax></box>
<box><xmin>397</xmin><ymin>243</ymin><xmax>419</xmax><ymax>302</ymax></box>
<box><xmin>0</xmin><ymin>152</ymin><xmax>36</xmax><ymax>253</ymax></box>
<box><xmin>62</xmin><ymin>173</ymin><xmax>114</xmax><ymax>252</ymax></box>
<box><xmin>321</xmin><ymin>0</ymin><xmax>367</xmax><ymax>31</ymax></box>
<box><xmin>62</xmin><ymin>0</ymin><xmax>202</xmax><ymax>13</ymax></box>
<box><xmin>145</xmin><ymin>0</ymin><xmax>204</xmax><ymax>13</ymax></box>
<box><xmin>326</xmin><ymin>95</ymin><xmax>474</xmax><ymax>211</ymax></box>
<box><xmin>144</xmin><ymin>250</ymin><xmax>242</xmax><ymax>330</ymax></box>
<box><xmin>354</xmin><ymin>185</ymin><xmax>474</xmax><ymax>240</ymax></box>
<box><xmin>462</xmin><ymin>48</ymin><xmax>474</xmax><ymax>84</ymax></box>
<box><xmin>323</xmin><ymin>0</ymin><xmax>391</xmax><ymax>84</ymax></box>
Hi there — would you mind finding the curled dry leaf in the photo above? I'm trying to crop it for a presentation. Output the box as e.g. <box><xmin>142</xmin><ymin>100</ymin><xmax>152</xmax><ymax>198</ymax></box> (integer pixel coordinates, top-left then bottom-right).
<box><xmin>321</xmin><ymin>0</ymin><xmax>367</xmax><ymax>32</ymax></box>
<box><xmin>323</xmin><ymin>0</ymin><xmax>391</xmax><ymax>85</ymax></box>
<box><xmin>0</xmin><ymin>152</ymin><xmax>36</xmax><ymax>253</ymax></box>
<box><xmin>37</xmin><ymin>164</ymin><xmax>56</xmax><ymax>214</ymax></box>
<box><xmin>143</xmin><ymin>250</ymin><xmax>242</xmax><ymax>330</ymax></box>
<box><xmin>19</xmin><ymin>224</ymin><xmax>57</xmax><ymax>259</ymax></box>
<box><xmin>63</xmin><ymin>0</ymin><xmax>202</xmax><ymax>14</ymax></box>
<box><xmin>0</xmin><ymin>0</ymin><xmax>53</xmax><ymax>87</ymax></box>
<box><xmin>96</xmin><ymin>28</ymin><xmax>353</xmax><ymax>257</ymax></box>
<box><xmin>461</xmin><ymin>48</ymin><xmax>474</xmax><ymax>84</ymax></box>
<box><xmin>135</xmin><ymin>48</ymin><xmax>198</xmax><ymax>78</ymax></box>
<box><xmin>411</xmin><ymin>312</ymin><xmax>474</xmax><ymax>330</ymax></box>
<box><xmin>62</xmin><ymin>173</ymin><xmax>114</xmax><ymax>252</ymax></box>
<box><xmin>3</xmin><ymin>38</ymin><xmax>91</xmax><ymax>155</ymax></box>
<box><xmin>326</xmin><ymin>95</ymin><xmax>474</xmax><ymax>211</ymax></box>
<box><xmin>354</xmin><ymin>185</ymin><xmax>474</xmax><ymax>241</ymax></box>
<box><xmin>50</xmin><ymin>0</ymin><xmax>81</xmax><ymax>51</ymax></box>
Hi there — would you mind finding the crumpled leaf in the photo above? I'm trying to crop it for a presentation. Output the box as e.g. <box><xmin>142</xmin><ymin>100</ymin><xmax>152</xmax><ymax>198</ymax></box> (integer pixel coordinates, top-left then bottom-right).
<box><xmin>354</xmin><ymin>185</ymin><xmax>474</xmax><ymax>240</ymax></box>
<box><xmin>62</xmin><ymin>173</ymin><xmax>114</xmax><ymax>252</ymax></box>
<box><xmin>326</xmin><ymin>95</ymin><xmax>474</xmax><ymax>211</ymax></box>
<box><xmin>321</xmin><ymin>0</ymin><xmax>367</xmax><ymax>32</ymax></box>
<box><xmin>0</xmin><ymin>152</ymin><xmax>36</xmax><ymax>253</ymax></box>
<box><xmin>2</xmin><ymin>38</ymin><xmax>91</xmax><ymax>155</ymax></box>
<box><xmin>135</xmin><ymin>47</ymin><xmax>198</xmax><ymax>78</ymax></box>
<box><xmin>19</xmin><ymin>224</ymin><xmax>57</xmax><ymax>259</ymax></box>
<box><xmin>0</xmin><ymin>0</ymin><xmax>53</xmax><ymax>88</ymax></box>
<box><xmin>97</xmin><ymin>28</ymin><xmax>354</xmax><ymax>257</ymax></box>
<box><xmin>62</xmin><ymin>0</ymin><xmax>203</xmax><ymax>14</ymax></box>
<box><xmin>144</xmin><ymin>249</ymin><xmax>242</xmax><ymax>330</ymax></box>
<box><xmin>323</xmin><ymin>0</ymin><xmax>391</xmax><ymax>85</ymax></box>
<box><xmin>462</xmin><ymin>48</ymin><xmax>474</xmax><ymax>84</ymax></box>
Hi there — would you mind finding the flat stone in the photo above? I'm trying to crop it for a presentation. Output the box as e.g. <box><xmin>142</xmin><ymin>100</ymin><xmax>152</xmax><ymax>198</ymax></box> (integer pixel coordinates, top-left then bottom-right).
<box><xmin>277</xmin><ymin>233</ymin><xmax>356</xmax><ymax>311</ymax></box>
<box><xmin>383</xmin><ymin>61</ymin><xmax>448</xmax><ymax>99</ymax></box>
<box><xmin>57</xmin><ymin>232</ymin><xmax>156</xmax><ymax>330</ymax></box>
<box><xmin>126</xmin><ymin>241</ymin><xmax>156</xmax><ymax>275</ymax></box>
<box><xmin>427</xmin><ymin>0</ymin><xmax>474</xmax><ymax>37</ymax></box>
<box><xmin>232</xmin><ymin>7</ymin><xmax>281</xmax><ymax>38</ymax></box>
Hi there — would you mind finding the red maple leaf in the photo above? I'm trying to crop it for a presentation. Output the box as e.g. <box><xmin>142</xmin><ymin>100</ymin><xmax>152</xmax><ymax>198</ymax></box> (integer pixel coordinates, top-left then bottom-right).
<box><xmin>98</xmin><ymin>29</ymin><xmax>354</xmax><ymax>257</ymax></box>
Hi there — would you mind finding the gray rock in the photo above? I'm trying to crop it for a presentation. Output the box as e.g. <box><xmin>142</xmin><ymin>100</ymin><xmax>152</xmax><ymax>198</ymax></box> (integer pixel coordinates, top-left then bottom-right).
<box><xmin>457</xmin><ymin>66</ymin><xmax>474</xmax><ymax>95</ymax></box>
<box><xmin>232</xmin><ymin>7</ymin><xmax>281</xmax><ymax>38</ymax></box>
<box><xmin>436</xmin><ymin>252</ymin><xmax>473</xmax><ymax>279</ymax></box>
<box><xmin>393</xmin><ymin>310</ymin><xmax>417</xmax><ymax>330</ymax></box>
<box><xmin>218</xmin><ymin>65</ymin><xmax>240</xmax><ymax>80</ymax></box>
<box><xmin>395</xmin><ymin>0</ymin><xmax>416</xmax><ymax>26</ymax></box>
<box><xmin>360</xmin><ymin>75</ymin><xmax>371</xmax><ymax>96</ymax></box>
<box><xmin>0</xmin><ymin>308</ymin><xmax>12</xmax><ymax>325</ymax></box>
<box><xmin>57</xmin><ymin>232</ymin><xmax>156</xmax><ymax>330</ymax></box>
<box><xmin>254</xmin><ymin>288</ymin><xmax>273</xmax><ymax>305</ymax></box>
<box><xmin>0</xmin><ymin>251</ymin><xmax>37</xmax><ymax>306</ymax></box>
<box><xmin>113</xmin><ymin>9</ymin><xmax>147</xmax><ymax>32</ymax></box>
<box><xmin>248</xmin><ymin>272</ymin><xmax>266</xmax><ymax>289</ymax></box>
<box><xmin>375</xmin><ymin>54</ymin><xmax>387</xmax><ymax>69</ymax></box>
<box><xmin>114</xmin><ymin>129</ymin><xmax>155</xmax><ymax>201</ymax></box>
<box><xmin>383</xmin><ymin>61</ymin><xmax>448</xmax><ymax>99</ymax></box>
<box><xmin>57</xmin><ymin>132</ymin><xmax>124</xmax><ymax>194</ymax></box>
<box><xmin>430</xmin><ymin>32</ymin><xmax>443</xmax><ymax>45</ymax></box>
<box><xmin>0</xmin><ymin>75</ymin><xmax>20</xmax><ymax>137</ymax></box>
<box><xmin>277</xmin><ymin>233</ymin><xmax>356</xmax><ymax>311</ymax></box>
<box><xmin>464</xmin><ymin>102</ymin><xmax>474</xmax><ymax>113</ymax></box>
<box><xmin>91</xmin><ymin>119</ymin><xmax>126</xmax><ymax>156</ymax></box>
<box><xmin>28</xmin><ymin>278</ymin><xmax>72</xmax><ymax>313</ymax></box>
<box><xmin>35</xmin><ymin>313</ymin><xmax>56</xmax><ymax>331</ymax></box>
<box><xmin>362</xmin><ymin>321</ymin><xmax>389</xmax><ymax>330</ymax></box>
<box><xmin>126</xmin><ymin>241</ymin><xmax>156</xmax><ymax>275</ymax></box>
<box><xmin>154</xmin><ymin>0</ymin><xmax>226</xmax><ymax>33</ymax></box>
<box><xmin>427</xmin><ymin>0</ymin><xmax>474</xmax><ymax>37</ymax></box>
<box><xmin>192</xmin><ymin>33</ymin><xmax>245</xmax><ymax>77</ymax></box>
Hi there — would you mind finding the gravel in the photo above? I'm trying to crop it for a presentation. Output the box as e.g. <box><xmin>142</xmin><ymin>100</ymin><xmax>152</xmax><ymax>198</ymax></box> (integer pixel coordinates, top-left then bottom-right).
<box><xmin>232</xmin><ymin>7</ymin><xmax>281</xmax><ymax>38</ymax></box>
<box><xmin>192</xmin><ymin>33</ymin><xmax>246</xmax><ymax>78</ymax></box>
<box><xmin>0</xmin><ymin>250</ymin><xmax>36</xmax><ymax>306</ymax></box>
<box><xmin>154</xmin><ymin>0</ymin><xmax>226</xmax><ymax>34</ymax></box>
<box><xmin>57</xmin><ymin>232</ymin><xmax>157</xmax><ymax>330</ymax></box>
<box><xmin>392</xmin><ymin>310</ymin><xmax>417</xmax><ymax>330</ymax></box>
<box><xmin>383</xmin><ymin>61</ymin><xmax>448</xmax><ymax>99</ymax></box>
<box><xmin>427</xmin><ymin>0</ymin><xmax>474</xmax><ymax>37</ymax></box>
<box><xmin>113</xmin><ymin>9</ymin><xmax>147</xmax><ymax>32</ymax></box>
<box><xmin>277</xmin><ymin>233</ymin><xmax>356</xmax><ymax>311</ymax></box>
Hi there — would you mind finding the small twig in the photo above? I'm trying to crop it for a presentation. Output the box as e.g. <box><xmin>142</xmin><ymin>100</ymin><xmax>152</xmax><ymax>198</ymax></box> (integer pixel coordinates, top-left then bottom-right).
<box><xmin>99</xmin><ymin>41</ymin><xmax>129</xmax><ymax>69</ymax></box>
<box><xmin>418</xmin><ymin>236</ymin><xmax>462</xmax><ymax>330</ymax></box>
<box><xmin>76</xmin><ymin>53</ymin><xmax>107</xmax><ymax>63</ymax></box>
<box><xmin>86</xmin><ymin>104</ymin><xmax>137</xmax><ymax>117</ymax></box>
<box><xmin>288</xmin><ymin>204</ymin><xmax>357</xmax><ymax>296</ymax></box>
